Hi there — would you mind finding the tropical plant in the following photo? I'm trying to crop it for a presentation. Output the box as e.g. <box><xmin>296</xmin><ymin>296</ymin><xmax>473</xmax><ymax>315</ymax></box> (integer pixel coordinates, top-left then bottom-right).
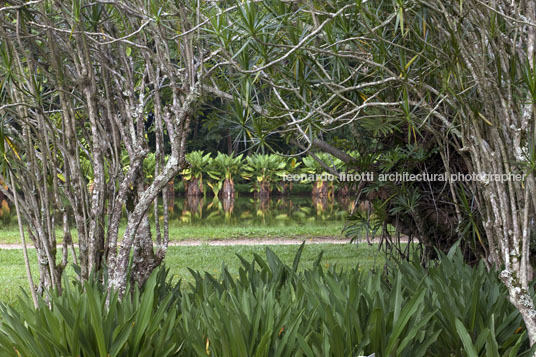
<box><xmin>206</xmin><ymin>180</ymin><xmax>223</xmax><ymax>198</ymax></box>
<box><xmin>1</xmin><ymin>245</ymin><xmax>533</xmax><ymax>356</ymax></box>
<box><xmin>204</xmin><ymin>0</ymin><xmax>536</xmax><ymax>340</ymax></box>
<box><xmin>207</xmin><ymin>153</ymin><xmax>244</xmax><ymax>198</ymax></box>
<box><xmin>275</xmin><ymin>156</ymin><xmax>301</xmax><ymax>195</ymax></box>
<box><xmin>0</xmin><ymin>0</ymin><xmax>224</xmax><ymax>294</ymax></box>
<box><xmin>181</xmin><ymin>151</ymin><xmax>214</xmax><ymax>197</ymax></box>
<box><xmin>301</xmin><ymin>153</ymin><xmax>341</xmax><ymax>198</ymax></box>
<box><xmin>242</xmin><ymin>154</ymin><xmax>286</xmax><ymax>198</ymax></box>
<box><xmin>0</xmin><ymin>272</ymin><xmax>183</xmax><ymax>357</ymax></box>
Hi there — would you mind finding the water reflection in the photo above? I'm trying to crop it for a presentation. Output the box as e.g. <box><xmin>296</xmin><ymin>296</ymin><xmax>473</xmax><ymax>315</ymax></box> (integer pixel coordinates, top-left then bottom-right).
<box><xmin>173</xmin><ymin>195</ymin><xmax>348</xmax><ymax>225</ymax></box>
<box><xmin>0</xmin><ymin>194</ymin><xmax>350</xmax><ymax>227</ymax></box>
<box><xmin>336</xmin><ymin>196</ymin><xmax>356</xmax><ymax>212</ymax></box>
<box><xmin>185</xmin><ymin>195</ymin><xmax>204</xmax><ymax>216</ymax></box>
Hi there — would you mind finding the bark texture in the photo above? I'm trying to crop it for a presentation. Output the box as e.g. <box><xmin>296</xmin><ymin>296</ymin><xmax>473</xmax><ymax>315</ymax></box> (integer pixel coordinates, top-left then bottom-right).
<box><xmin>0</xmin><ymin>1</ymin><xmax>221</xmax><ymax>295</ymax></box>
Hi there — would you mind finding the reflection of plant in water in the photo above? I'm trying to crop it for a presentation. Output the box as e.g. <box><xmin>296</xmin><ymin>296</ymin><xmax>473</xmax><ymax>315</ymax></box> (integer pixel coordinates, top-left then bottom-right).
<box><xmin>254</xmin><ymin>198</ymin><xmax>270</xmax><ymax>222</ymax></box>
<box><xmin>184</xmin><ymin>196</ymin><xmax>204</xmax><ymax>221</ymax></box>
<box><xmin>312</xmin><ymin>196</ymin><xmax>336</xmax><ymax>220</ymax></box>
<box><xmin>222</xmin><ymin>197</ymin><xmax>234</xmax><ymax>220</ymax></box>
<box><xmin>0</xmin><ymin>197</ymin><xmax>10</xmax><ymax>224</ymax></box>
<box><xmin>179</xmin><ymin>210</ymin><xmax>192</xmax><ymax>223</ymax></box>
<box><xmin>205</xmin><ymin>198</ymin><xmax>224</xmax><ymax>220</ymax></box>
<box><xmin>174</xmin><ymin>196</ymin><xmax>349</xmax><ymax>226</ymax></box>
<box><xmin>336</xmin><ymin>196</ymin><xmax>355</xmax><ymax>212</ymax></box>
<box><xmin>204</xmin><ymin>197</ymin><xmax>237</xmax><ymax>224</ymax></box>
<box><xmin>274</xmin><ymin>198</ymin><xmax>293</xmax><ymax>213</ymax></box>
<box><xmin>0</xmin><ymin>179</ymin><xmax>10</xmax><ymax>223</ymax></box>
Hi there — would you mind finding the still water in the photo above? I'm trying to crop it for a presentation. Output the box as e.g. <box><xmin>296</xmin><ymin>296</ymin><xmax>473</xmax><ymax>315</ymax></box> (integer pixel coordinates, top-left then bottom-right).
<box><xmin>164</xmin><ymin>195</ymin><xmax>354</xmax><ymax>226</ymax></box>
<box><xmin>0</xmin><ymin>195</ymin><xmax>354</xmax><ymax>228</ymax></box>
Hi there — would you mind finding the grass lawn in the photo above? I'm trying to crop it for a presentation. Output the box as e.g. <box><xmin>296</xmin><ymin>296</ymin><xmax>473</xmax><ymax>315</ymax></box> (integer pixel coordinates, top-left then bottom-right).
<box><xmin>164</xmin><ymin>221</ymin><xmax>346</xmax><ymax>240</ymax></box>
<box><xmin>0</xmin><ymin>243</ymin><xmax>382</xmax><ymax>305</ymax></box>
<box><xmin>0</xmin><ymin>221</ymin><xmax>346</xmax><ymax>245</ymax></box>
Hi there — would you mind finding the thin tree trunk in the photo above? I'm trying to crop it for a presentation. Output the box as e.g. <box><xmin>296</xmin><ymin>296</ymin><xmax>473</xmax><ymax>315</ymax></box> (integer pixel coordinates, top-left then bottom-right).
<box><xmin>10</xmin><ymin>172</ymin><xmax>38</xmax><ymax>309</ymax></box>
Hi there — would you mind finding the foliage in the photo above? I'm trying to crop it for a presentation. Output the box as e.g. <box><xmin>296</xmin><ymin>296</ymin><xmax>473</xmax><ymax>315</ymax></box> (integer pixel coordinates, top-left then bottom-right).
<box><xmin>0</xmin><ymin>0</ymin><xmax>215</xmax><ymax>290</ymax></box>
<box><xmin>242</xmin><ymin>154</ymin><xmax>287</xmax><ymax>193</ymax></box>
<box><xmin>395</xmin><ymin>245</ymin><xmax>532</xmax><ymax>356</ymax></box>
<box><xmin>181</xmin><ymin>151</ymin><xmax>215</xmax><ymax>195</ymax></box>
<box><xmin>206</xmin><ymin>180</ymin><xmax>223</xmax><ymax>197</ymax></box>
<box><xmin>209</xmin><ymin>153</ymin><xmax>244</xmax><ymax>181</ymax></box>
<box><xmin>181</xmin><ymin>151</ymin><xmax>214</xmax><ymax>182</ymax></box>
<box><xmin>199</xmin><ymin>0</ymin><xmax>497</xmax><ymax>266</ymax></box>
<box><xmin>206</xmin><ymin>153</ymin><xmax>243</xmax><ymax>196</ymax></box>
<box><xmin>301</xmin><ymin>153</ymin><xmax>340</xmax><ymax>176</ymax></box>
<box><xmin>0</xmin><ymin>273</ymin><xmax>182</xmax><ymax>357</ymax></box>
<box><xmin>0</xmin><ymin>245</ymin><xmax>533</xmax><ymax>356</ymax></box>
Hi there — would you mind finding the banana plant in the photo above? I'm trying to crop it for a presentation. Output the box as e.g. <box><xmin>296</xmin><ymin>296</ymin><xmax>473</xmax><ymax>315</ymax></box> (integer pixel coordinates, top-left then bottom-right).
<box><xmin>301</xmin><ymin>153</ymin><xmax>342</xmax><ymax>198</ymax></box>
<box><xmin>207</xmin><ymin>153</ymin><xmax>244</xmax><ymax>198</ymax></box>
<box><xmin>181</xmin><ymin>151</ymin><xmax>214</xmax><ymax>197</ymax></box>
<box><xmin>275</xmin><ymin>156</ymin><xmax>301</xmax><ymax>195</ymax></box>
<box><xmin>242</xmin><ymin>154</ymin><xmax>286</xmax><ymax>198</ymax></box>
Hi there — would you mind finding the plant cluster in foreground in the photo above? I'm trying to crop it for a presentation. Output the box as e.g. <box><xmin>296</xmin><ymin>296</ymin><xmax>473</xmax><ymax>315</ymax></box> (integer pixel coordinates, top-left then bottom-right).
<box><xmin>0</xmin><ymin>245</ymin><xmax>533</xmax><ymax>356</ymax></box>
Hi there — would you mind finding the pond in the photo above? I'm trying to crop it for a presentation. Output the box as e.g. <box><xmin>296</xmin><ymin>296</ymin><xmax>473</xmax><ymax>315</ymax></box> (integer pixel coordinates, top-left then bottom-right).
<box><xmin>164</xmin><ymin>195</ymin><xmax>354</xmax><ymax>226</ymax></box>
<box><xmin>0</xmin><ymin>195</ymin><xmax>357</xmax><ymax>241</ymax></box>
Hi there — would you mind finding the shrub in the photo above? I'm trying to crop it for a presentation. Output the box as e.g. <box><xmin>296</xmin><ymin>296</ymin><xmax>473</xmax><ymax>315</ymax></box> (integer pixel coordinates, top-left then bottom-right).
<box><xmin>0</xmin><ymin>245</ymin><xmax>534</xmax><ymax>356</ymax></box>
<box><xmin>0</xmin><ymin>272</ymin><xmax>182</xmax><ymax>356</ymax></box>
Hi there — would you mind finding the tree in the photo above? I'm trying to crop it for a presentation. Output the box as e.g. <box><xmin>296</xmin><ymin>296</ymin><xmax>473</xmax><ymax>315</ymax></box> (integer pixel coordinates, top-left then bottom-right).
<box><xmin>203</xmin><ymin>0</ymin><xmax>536</xmax><ymax>345</ymax></box>
<box><xmin>243</xmin><ymin>154</ymin><xmax>286</xmax><ymax>198</ymax></box>
<box><xmin>0</xmin><ymin>0</ymin><xmax>222</xmax><ymax>294</ymax></box>
<box><xmin>3</xmin><ymin>0</ymin><xmax>536</xmax><ymax>344</ymax></box>
<box><xmin>182</xmin><ymin>151</ymin><xmax>213</xmax><ymax>197</ymax></box>
<box><xmin>209</xmin><ymin>152</ymin><xmax>244</xmax><ymax>199</ymax></box>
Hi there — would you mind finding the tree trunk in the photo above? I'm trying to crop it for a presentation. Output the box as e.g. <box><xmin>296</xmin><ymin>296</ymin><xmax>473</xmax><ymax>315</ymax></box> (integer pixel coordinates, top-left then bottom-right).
<box><xmin>501</xmin><ymin>269</ymin><xmax>536</xmax><ymax>345</ymax></box>
<box><xmin>256</xmin><ymin>180</ymin><xmax>271</xmax><ymax>199</ymax></box>
<box><xmin>221</xmin><ymin>178</ymin><xmax>235</xmax><ymax>199</ymax></box>
<box><xmin>187</xmin><ymin>177</ymin><xmax>204</xmax><ymax>196</ymax></box>
<box><xmin>222</xmin><ymin>196</ymin><xmax>234</xmax><ymax>215</ymax></box>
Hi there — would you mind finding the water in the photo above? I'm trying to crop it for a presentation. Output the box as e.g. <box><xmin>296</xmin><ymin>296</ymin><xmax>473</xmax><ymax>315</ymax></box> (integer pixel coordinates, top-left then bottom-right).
<box><xmin>165</xmin><ymin>195</ymin><xmax>353</xmax><ymax>226</ymax></box>
<box><xmin>0</xmin><ymin>195</ymin><xmax>355</xmax><ymax>229</ymax></box>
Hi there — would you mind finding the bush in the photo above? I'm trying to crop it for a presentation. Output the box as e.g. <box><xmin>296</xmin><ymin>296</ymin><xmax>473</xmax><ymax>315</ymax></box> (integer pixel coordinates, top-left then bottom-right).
<box><xmin>0</xmin><ymin>271</ymin><xmax>182</xmax><ymax>357</ymax></box>
<box><xmin>0</xmin><ymin>245</ymin><xmax>534</xmax><ymax>356</ymax></box>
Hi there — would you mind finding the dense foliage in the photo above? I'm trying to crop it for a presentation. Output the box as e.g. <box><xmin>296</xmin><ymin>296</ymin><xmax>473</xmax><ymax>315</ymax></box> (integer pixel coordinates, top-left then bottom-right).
<box><xmin>1</xmin><ymin>0</ymin><xmax>535</xmax><ymax>347</ymax></box>
<box><xmin>0</xmin><ymin>245</ymin><xmax>533</xmax><ymax>356</ymax></box>
<box><xmin>181</xmin><ymin>151</ymin><xmax>348</xmax><ymax>198</ymax></box>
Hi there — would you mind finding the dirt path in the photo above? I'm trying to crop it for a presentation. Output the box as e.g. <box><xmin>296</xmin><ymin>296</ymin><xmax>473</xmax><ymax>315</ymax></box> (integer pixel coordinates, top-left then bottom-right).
<box><xmin>0</xmin><ymin>236</ymin><xmax>351</xmax><ymax>250</ymax></box>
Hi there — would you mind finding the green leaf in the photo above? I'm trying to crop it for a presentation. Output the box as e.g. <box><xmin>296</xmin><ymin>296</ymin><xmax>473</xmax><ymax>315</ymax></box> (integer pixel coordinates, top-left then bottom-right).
<box><xmin>455</xmin><ymin>318</ymin><xmax>478</xmax><ymax>357</ymax></box>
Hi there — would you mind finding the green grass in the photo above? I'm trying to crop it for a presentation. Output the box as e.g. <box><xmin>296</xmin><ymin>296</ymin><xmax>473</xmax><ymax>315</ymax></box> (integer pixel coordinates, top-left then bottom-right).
<box><xmin>164</xmin><ymin>221</ymin><xmax>344</xmax><ymax>240</ymax></box>
<box><xmin>0</xmin><ymin>243</ymin><xmax>382</xmax><ymax>305</ymax></box>
<box><xmin>0</xmin><ymin>221</ymin><xmax>346</xmax><ymax>244</ymax></box>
